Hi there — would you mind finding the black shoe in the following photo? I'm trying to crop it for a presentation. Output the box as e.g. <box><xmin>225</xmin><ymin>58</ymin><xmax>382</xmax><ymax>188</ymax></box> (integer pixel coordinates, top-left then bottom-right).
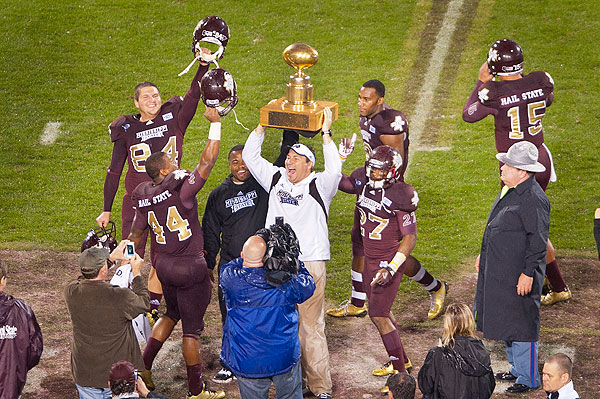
<box><xmin>506</xmin><ymin>383</ymin><xmax>533</xmax><ymax>393</ymax></box>
<box><xmin>495</xmin><ymin>371</ymin><xmax>517</xmax><ymax>381</ymax></box>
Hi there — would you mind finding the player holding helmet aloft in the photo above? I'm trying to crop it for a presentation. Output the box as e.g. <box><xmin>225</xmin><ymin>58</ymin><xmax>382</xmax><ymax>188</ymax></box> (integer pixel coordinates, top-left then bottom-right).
<box><xmin>338</xmin><ymin>145</ymin><xmax>419</xmax><ymax>392</ymax></box>
<box><xmin>462</xmin><ymin>38</ymin><xmax>571</xmax><ymax>306</ymax></box>
<box><xmin>96</xmin><ymin>16</ymin><xmax>231</xmax><ymax>318</ymax></box>
<box><xmin>328</xmin><ymin>79</ymin><xmax>448</xmax><ymax>330</ymax></box>
<box><xmin>128</xmin><ymin>106</ymin><xmax>226</xmax><ymax>399</ymax></box>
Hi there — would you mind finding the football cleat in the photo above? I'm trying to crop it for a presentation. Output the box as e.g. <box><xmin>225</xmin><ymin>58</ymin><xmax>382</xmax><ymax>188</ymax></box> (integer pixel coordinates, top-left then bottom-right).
<box><xmin>372</xmin><ymin>359</ymin><xmax>412</xmax><ymax>376</ymax></box>
<box><xmin>326</xmin><ymin>300</ymin><xmax>367</xmax><ymax>318</ymax></box>
<box><xmin>542</xmin><ymin>277</ymin><xmax>550</xmax><ymax>295</ymax></box>
<box><xmin>139</xmin><ymin>370</ymin><xmax>155</xmax><ymax>391</ymax></box>
<box><xmin>147</xmin><ymin>309</ymin><xmax>160</xmax><ymax>328</ymax></box>
<box><xmin>212</xmin><ymin>367</ymin><xmax>236</xmax><ymax>384</ymax></box>
<box><xmin>380</xmin><ymin>385</ymin><xmax>389</xmax><ymax>394</ymax></box>
<box><xmin>541</xmin><ymin>286</ymin><xmax>572</xmax><ymax>306</ymax></box>
<box><xmin>428</xmin><ymin>282</ymin><xmax>448</xmax><ymax>320</ymax></box>
<box><xmin>187</xmin><ymin>382</ymin><xmax>225</xmax><ymax>399</ymax></box>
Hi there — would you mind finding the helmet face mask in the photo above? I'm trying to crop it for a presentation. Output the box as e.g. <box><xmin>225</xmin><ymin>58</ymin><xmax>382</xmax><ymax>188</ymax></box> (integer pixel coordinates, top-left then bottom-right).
<box><xmin>81</xmin><ymin>221</ymin><xmax>118</xmax><ymax>265</ymax></box>
<box><xmin>487</xmin><ymin>38</ymin><xmax>523</xmax><ymax>77</ymax></box>
<box><xmin>200</xmin><ymin>68</ymin><xmax>238</xmax><ymax>116</ymax></box>
<box><xmin>366</xmin><ymin>145</ymin><xmax>403</xmax><ymax>189</ymax></box>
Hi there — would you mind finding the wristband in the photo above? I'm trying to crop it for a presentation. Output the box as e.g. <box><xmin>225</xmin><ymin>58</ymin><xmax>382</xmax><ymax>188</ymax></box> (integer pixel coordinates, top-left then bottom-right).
<box><xmin>321</xmin><ymin>130</ymin><xmax>332</xmax><ymax>136</ymax></box>
<box><xmin>388</xmin><ymin>252</ymin><xmax>407</xmax><ymax>274</ymax></box>
<box><xmin>208</xmin><ymin>122</ymin><xmax>221</xmax><ymax>141</ymax></box>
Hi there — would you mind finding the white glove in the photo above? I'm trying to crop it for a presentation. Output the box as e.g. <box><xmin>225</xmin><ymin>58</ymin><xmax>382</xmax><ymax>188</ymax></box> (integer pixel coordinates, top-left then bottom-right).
<box><xmin>339</xmin><ymin>133</ymin><xmax>357</xmax><ymax>162</ymax></box>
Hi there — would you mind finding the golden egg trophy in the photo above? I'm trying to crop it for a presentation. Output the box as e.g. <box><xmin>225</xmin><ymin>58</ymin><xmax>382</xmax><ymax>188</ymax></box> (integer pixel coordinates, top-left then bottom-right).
<box><xmin>259</xmin><ymin>43</ymin><xmax>338</xmax><ymax>137</ymax></box>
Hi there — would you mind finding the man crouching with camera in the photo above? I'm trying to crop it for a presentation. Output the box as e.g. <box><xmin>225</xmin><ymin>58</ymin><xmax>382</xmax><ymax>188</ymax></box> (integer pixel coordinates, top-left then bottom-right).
<box><xmin>220</xmin><ymin>220</ymin><xmax>315</xmax><ymax>399</ymax></box>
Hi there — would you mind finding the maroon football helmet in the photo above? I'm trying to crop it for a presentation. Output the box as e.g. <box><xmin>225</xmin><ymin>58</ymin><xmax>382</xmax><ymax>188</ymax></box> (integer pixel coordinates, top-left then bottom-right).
<box><xmin>81</xmin><ymin>221</ymin><xmax>118</xmax><ymax>253</ymax></box>
<box><xmin>487</xmin><ymin>38</ymin><xmax>523</xmax><ymax>76</ymax></box>
<box><xmin>192</xmin><ymin>16</ymin><xmax>230</xmax><ymax>63</ymax></box>
<box><xmin>366</xmin><ymin>145</ymin><xmax>403</xmax><ymax>189</ymax></box>
<box><xmin>200</xmin><ymin>68</ymin><xmax>238</xmax><ymax>116</ymax></box>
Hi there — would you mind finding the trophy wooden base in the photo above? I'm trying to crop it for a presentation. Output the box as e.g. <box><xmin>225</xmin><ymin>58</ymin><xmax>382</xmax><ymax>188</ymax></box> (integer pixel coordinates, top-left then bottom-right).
<box><xmin>260</xmin><ymin>98</ymin><xmax>339</xmax><ymax>136</ymax></box>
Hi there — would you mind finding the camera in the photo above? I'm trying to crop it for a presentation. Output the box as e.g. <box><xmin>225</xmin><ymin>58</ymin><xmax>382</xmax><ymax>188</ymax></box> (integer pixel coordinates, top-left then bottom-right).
<box><xmin>125</xmin><ymin>243</ymin><xmax>135</xmax><ymax>258</ymax></box>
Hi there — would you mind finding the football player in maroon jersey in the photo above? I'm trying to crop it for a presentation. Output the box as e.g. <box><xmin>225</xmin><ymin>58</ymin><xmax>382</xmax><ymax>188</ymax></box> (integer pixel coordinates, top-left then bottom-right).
<box><xmin>462</xmin><ymin>38</ymin><xmax>571</xmax><ymax>306</ymax></box>
<box><xmin>127</xmin><ymin>107</ymin><xmax>225</xmax><ymax>399</ymax></box>
<box><xmin>328</xmin><ymin>80</ymin><xmax>448</xmax><ymax>334</ymax></box>
<box><xmin>96</xmin><ymin>46</ymin><xmax>215</xmax><ymax>316</ymax></box>
<box><xmin>339</xmin><ymin>146</ymin><xmax>420</xmax><ymax>392</ymax></box>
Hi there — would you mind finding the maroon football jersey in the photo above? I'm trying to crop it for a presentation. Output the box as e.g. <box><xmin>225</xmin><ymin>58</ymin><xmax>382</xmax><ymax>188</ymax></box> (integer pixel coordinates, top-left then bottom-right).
<box><xmin>359</xmin><ymin>106</ymin><xmax>410</xmax><ymax>179</ymax></box>
<box><xmin>131</xmin><ymin>171</ymin><xmax>206</xmax><ymax>257</ymax></box>
<box><xmin>102</xmin><ymin>64</ymin><xmax>208</xmax><ymax>213</ymax></box>
<box><xmin>109</xmin><ymin>96</ymin><xmax>193</xmax><ymax>196</ymax></box>
<box><xmin>463</xmin><ymin>71</ymin><xmax>554</xmax><ymax>152</ymax></box>
<box><xmin>345</xmin><ymin>167</ymin><xmax>418</xmax><ymax>260</ymax></box>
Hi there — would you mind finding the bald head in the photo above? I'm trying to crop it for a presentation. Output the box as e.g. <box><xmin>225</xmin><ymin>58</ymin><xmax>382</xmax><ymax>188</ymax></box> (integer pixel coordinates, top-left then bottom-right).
<box><xmin>241</xmin><ymin>236</ymin><xmax>267</xmax><ymax>268</ymax></box>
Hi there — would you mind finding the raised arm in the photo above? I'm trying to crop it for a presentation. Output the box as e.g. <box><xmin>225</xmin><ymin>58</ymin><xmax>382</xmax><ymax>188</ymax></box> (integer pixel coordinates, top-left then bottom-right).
<box><xmin>462</xmin><ymin>62</ymin><xmax>497</xmax><ymax>123</ymax></box>
<box><xmin>242</xmin><ymin>124</ymin><xmax>280</xmax><ymax>191</ymax></box>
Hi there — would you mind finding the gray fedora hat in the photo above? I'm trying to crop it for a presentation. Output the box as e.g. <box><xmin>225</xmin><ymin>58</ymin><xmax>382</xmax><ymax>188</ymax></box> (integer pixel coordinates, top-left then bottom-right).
<box><xmin>496</xmin><ymin>141</ymin><xmax>546</xmax><ymax>173</ymax></box>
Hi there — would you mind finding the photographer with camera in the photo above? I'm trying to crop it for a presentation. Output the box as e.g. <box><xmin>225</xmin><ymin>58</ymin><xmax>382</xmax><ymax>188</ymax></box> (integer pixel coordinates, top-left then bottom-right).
<box><xmin>219</xmin><ymin>220</ymin><xmax>315</xmax><ymax>399</ymax></box>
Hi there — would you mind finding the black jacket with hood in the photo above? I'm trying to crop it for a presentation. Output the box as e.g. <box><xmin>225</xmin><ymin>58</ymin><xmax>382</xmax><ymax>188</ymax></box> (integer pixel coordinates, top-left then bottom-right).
<box><xmin>418</xmin><ymin>336</ymin><xmax>495</xmax><ymax>399</ymax></box>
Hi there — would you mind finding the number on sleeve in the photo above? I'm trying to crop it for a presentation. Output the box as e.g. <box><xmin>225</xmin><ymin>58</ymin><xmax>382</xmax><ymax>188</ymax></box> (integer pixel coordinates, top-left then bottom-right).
<box><xmin>402</xmin><ymin>212</ymin><xmax>417</xmax><ymax>227</ymax></box>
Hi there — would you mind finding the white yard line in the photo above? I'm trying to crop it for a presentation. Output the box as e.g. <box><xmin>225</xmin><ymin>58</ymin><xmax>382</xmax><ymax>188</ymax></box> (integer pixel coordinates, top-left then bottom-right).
<box><xmin>408</xmin><ymin>0</ymin><xmax>464</xmax><ymax>156</ymax></box>
<box><xmin>40</xmin><ymin>121</ymin><xmax>63</xmax><ymax>145</ymax></box>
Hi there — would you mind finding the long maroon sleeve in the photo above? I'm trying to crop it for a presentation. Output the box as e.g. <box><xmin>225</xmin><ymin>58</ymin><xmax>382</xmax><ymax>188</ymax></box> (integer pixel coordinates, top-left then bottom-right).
<box><xmin>177</xmin><ymin>63</ymin><xmax>210</xmax><ymax>133</ymax></box>
<box><xmin>180</xmin><ymin>167</ymin><xmax>207</xmax><ymax>209</ymax></box>
<box><xmin>103</xmin><ymin>140</ymin><xmax>128</xmax><ymax>211</ymax></box>
<box><xmin>462</xmin><ymin>80</ymin><xmax>497</xmax><ymax>122</ymax></box>
<box><xmin>338</xmin><ymin>173</ymin><xmax>356</xmax><ymax>194</ymax></box>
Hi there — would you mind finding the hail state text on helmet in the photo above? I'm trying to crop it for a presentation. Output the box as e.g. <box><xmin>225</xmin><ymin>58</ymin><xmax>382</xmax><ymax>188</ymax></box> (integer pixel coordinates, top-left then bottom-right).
<box><xmin>201</xmin><ymin>30</ymin><xmax>228</xmax><ymax>45</ymax></box>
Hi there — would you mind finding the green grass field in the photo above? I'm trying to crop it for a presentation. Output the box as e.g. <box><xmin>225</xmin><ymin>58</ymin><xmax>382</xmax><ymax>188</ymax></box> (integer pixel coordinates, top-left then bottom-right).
<box><xmin>1</xmin><ymin>0</ymin><xmax>599</xmax><ymax>301</ymax></box>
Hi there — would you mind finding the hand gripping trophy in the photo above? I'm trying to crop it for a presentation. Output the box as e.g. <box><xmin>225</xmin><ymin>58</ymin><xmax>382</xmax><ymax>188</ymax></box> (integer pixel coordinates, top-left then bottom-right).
<box><xmin>260</xmin><ymin>43</ymin><xmax>338</xmax><ymax>137</ymax></box>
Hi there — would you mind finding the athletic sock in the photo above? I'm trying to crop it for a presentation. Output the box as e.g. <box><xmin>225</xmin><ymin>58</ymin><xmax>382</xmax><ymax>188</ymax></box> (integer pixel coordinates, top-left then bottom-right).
<box><xmin>545</xmin><ymin>260</ymin><xmax>567</xmax><ymax>292</ymax></box>
<box><xmin>381</xmin><ymin>330</ymin><xmax>406</xmax><ymax>373</ymax></box>
<box><xmin>186</xmin><ymin>364</ymin><xmax>204</xmax><ymax>395</ymax></box>
<box><xmin>149</xmin><ymin>292</ymin><xmax>162</xmax><ymax>311</ymax></box>
<box><xmin>143</xmin><ymin>337</ymin><xmax>164</xmax><ymax>371</ymax></box>
<box><xmin>594</xmin><ymin>218</ymin><xmax>600</xmax><ymax>260</ymax></box>
<box><xmin>408</xmin><ymin>258</ymin><xmax>441</xmax><ymax>292</ymax></box>
<box><xmin>350</xmin><ymin>270</ymin><xmax>366</xmax><ymax>308</ymax></box>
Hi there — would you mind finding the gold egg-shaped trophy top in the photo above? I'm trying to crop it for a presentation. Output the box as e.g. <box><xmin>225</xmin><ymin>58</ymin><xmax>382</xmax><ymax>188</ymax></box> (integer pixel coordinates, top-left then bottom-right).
<box><xmin>282</xmin><ymin>43</ymin><xmax>319</xmax><ymax>74</ymax></box>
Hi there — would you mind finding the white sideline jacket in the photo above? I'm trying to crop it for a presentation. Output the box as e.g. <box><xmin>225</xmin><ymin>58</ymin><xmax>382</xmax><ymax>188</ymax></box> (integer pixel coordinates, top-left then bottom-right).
<box><xmin>242</xmin><ymin>130</ymin><xmax>342</xmax><ymax>262</ymax></box>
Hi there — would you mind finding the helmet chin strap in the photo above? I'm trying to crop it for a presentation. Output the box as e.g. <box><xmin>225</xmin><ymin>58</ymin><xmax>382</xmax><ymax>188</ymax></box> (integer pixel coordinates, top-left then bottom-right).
<box><xmin>231</xmin><ymin>109</ymin><xmax>249</xmax><ymax>131</ymax></box>
<box><xmin>178</xmin><ymin>47</ymin><xmax>222</xmax><ymax>76</ymax></box>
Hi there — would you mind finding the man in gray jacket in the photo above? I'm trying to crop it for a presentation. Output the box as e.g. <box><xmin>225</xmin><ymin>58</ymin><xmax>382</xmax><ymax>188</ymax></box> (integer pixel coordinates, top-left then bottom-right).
<box><xmin>65</xmin><ymin>242</ymin><xmax>149</xmax><ymax>399</ymax></box>
<box><xmin>475</xmin><ymin>141</ymin><xmax>550</xmax><ymax>394</ymax></box>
